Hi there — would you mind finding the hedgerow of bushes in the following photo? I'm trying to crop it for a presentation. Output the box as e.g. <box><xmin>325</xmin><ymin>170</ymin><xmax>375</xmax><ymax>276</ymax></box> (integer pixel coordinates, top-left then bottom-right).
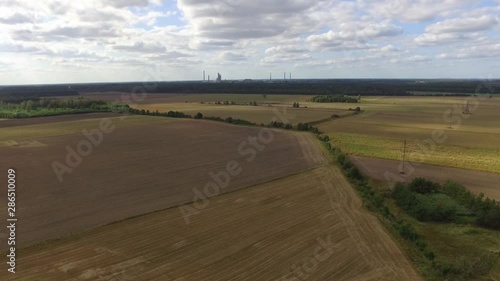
<box><xmin>391</xmin><ymin>177</ymin><xmax>500</xmax><ymax>229</ymax></box>
<box><xmin>392</xmin><ymin>182</ymin><xmax>457</xmax><ymax>222</ymax></box>
<box><xmin>316</xmin><ymin>134</ymin><xmax>500</xmax><ymax>280</ymax></box>
<box><xmin>0</xmin><ymin>97</ymin><xmax>129</xmax><ymax>119</ymax></box>
<box><xmin>128</xmin><ymin>107</ymin><xmax>325</xmax><ymax>135</ymax></box>
<box><xmin>318</xmin><ymin>136</ymin><xmax>430</xmax><ymax>257</ymax></box>
<box><xmin>311</xmin><ymin>95</ymin><xmax>358</xmax><ymax>103</ymax></box>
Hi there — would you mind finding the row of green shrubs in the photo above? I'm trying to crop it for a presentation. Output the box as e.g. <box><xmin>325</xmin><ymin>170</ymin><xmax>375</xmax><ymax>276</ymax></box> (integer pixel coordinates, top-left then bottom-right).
<box><xmin>266</xmin><ymin>120</ymin><xmax>320</xmax><ymax>133</ymax></box>
<box><xmin>392</xmin><ymin>183</ymin><xmax>458</xmax><ymax>222</ymax></box>
<box><xmin>316</xmin><ymin>134</ymin><xmax>496</xmax><ymax>280</ymax></box>
<box><xmin>131</xmin><ymin>109</ymin><xmax>257</xmax><ymax>126</ymax></box>
<box><xmin>443</xmin><ymin>181</ymin><xmax>500</xmax><ymax>229</ymax></box>
<box><xmin>392</xmin><ymin>178</ymin><xmax>500</xmax><ymax>229</ymax></box>
<box><xmin>268</xmin><ymin>121</ymin><xmax>293</xmax><ymax>129</ymax></box>
<box><xmin>128</xmin><ymin>108</ymin><xmax>325</xmax><ymax>135</ymax></box>
<box><xmin>212</xmin><ymin>100</ymin><xmax>258</xmax><ymax>106</ymax></box>
<box><xmin>318</xmin><ymin>136</ymin><xmax>433</xmax><ymax>259</ymax></box>
<box><xmin>311</xmin><ymin>95</ymin><xmax>358</xmax><ymax>103</ymax></box>
<box><xmin>203</xmin><ymin>115</ymin><xmax>256</xmax><ymax>126</ymax></box>
<box><xmin>129</xmin><ymin>108</ymin><xmax>191</xmax><ymax>118</ymax></box>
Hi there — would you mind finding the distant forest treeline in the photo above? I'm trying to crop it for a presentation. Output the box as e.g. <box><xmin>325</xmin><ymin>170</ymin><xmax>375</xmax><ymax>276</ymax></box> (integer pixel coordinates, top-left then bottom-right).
<box><xmin>0</xmin><ymin>79</ymin><xmax>497</xmax><ymax>98</ymax></box>
<box><xmin>0</xmin><ymin>97</ymin><xmax>128</xmax><ymax>118</ymax></box>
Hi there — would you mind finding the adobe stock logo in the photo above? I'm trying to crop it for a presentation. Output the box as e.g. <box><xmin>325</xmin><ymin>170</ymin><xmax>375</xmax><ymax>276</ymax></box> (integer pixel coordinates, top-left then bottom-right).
<box><xmin>179</xmin><ymin>107</ymin><xmax>296</xmax><ymax>224</ymax></box>
<box><xmin>277</xmin><ymin>235</ymin><xmax>337</xmax><ymax>281</ymax></box>
<box><xmin>51</xmin><ymin>119</ymin><xmax>116</xmax><ymax>183</ymax></box>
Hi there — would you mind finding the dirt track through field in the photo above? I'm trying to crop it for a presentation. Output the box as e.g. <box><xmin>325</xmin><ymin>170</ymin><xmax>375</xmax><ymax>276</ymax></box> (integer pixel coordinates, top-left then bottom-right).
<box><xmin>350</xmin><ymin>155</ymin><xmax>500</xmax><ymax>201</ymax></box>
<box><xmin>1</xmin><ymin>166</ymin><xmax>421</xmax><ymax>281</ymax></box>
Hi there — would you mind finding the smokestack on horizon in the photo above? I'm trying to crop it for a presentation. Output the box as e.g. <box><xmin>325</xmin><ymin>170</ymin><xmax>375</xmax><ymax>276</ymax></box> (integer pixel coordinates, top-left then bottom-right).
<box><xmin>203</xmin><ymin>71</ymin><xmax>205</xmax><ymax>81</ymax></box>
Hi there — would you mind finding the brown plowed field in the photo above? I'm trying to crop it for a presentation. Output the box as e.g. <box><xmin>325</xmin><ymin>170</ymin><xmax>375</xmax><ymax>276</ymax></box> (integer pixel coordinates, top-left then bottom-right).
<box><xmin>0</xmin><ymin>116</ymin><xmax>326</xmax><ymax>250</ymax></box>
<box><xmin>350</xmin><ymin>155</ymin><xmax>500</xmax><ymax>201</ymax></box>
<box><xmin>1</xmin><ymin>166</ymin><xmax>421</xmax><ymax>281</ymax></box>
<box><xmin>0</xmin><ymin>113</ymin><xmax>121</xmax><ymax>128</ymax></box>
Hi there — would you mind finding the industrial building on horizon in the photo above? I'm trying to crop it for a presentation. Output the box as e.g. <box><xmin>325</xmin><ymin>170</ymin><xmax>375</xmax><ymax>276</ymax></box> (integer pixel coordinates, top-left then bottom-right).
<box><xmin>202</xmin><ymin>71</ymin><xmax>293</xmax><ymax>83</ymax></box>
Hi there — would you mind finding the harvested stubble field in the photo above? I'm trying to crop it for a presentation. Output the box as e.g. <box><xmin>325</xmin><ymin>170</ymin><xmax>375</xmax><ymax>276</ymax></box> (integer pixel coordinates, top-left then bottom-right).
<box><xmin>0</xmin><ymin>166</ymin><xmax>421</xmax><ymax>281</ymax></box>
<box><xmin>350</xmin><ymin>155</ymin><xmax>500</xmax><ymax>202</ymax></box>
<box><xmin>141</xmin><ymin>103</ymin><xmax>345</xmax><ymax>125</ymax></box>
<box><xmin>0</xmin><ymin>111</ymin><xmax>424</xmax><ymax>281</ymax></box>
<box><xmin>0</xmin><ymin>114</ymin><xmax>327</xmax><ymax>250</ymax></box>
<box><xmin>0</xmin><ymin>113</ymin><xmax>121</xmax><ymax>128</ymax></box>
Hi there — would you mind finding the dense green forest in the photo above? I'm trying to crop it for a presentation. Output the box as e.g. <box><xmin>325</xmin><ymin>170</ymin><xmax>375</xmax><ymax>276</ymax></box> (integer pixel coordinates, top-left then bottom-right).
<box><xmin>0</xmin><ymin>97</ymin><xmax>128</xmax><ymax>118</ymax></box>
<box><xmin>392</xmin><ymin>178</ymin><xmax>500</xmax><ymax>228</ymax></box>
<box><xmin>1</xmin><ymin>79</ymin><xmax>497</xmax><ymax>97</ymax></box>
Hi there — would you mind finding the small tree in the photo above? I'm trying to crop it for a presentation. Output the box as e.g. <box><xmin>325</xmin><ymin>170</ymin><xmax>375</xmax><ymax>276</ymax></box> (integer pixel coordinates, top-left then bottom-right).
<box><xmin>409</xmin><ymin>177</ymin><xmax>439</xmax><ymax>194</ymax></box>
<box><xmin>194</xmin><ymin>112</ymin><xmax>203</xmax><ymax>119</ymax></box>
<box><xmin>26</xmin><ymin>100</ymin><xmax>34</xmax><ymax>111</ymax></box>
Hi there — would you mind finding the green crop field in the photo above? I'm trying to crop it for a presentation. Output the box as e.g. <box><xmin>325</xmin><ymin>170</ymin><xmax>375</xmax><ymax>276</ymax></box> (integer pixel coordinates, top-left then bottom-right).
<box><xmin>316</xmin><ymin>96</ymin><xmax>500</xmax><ymax>173</ymax></box>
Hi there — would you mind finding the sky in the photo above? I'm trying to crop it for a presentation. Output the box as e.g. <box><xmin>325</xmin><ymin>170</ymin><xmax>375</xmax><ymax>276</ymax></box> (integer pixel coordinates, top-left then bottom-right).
<box><xmin>0</xmin><ymin>0</ymin><xmax>499</xmax><ymax>85</ymax></box>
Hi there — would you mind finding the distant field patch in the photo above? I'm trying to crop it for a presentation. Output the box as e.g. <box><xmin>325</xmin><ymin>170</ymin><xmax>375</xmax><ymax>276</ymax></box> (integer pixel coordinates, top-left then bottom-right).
<box><xmin>350</xmin><ymin>155</ymin><xmax>500</xmax><ymax>201</ymax></box>
<box><xmin>73</xmin><ymin>93</ymin><xmax>348</xmax><ymax>125</ymax></box>
<box><xmin>139</xmin><ymin>103</ymin><xmax>345</xmax><ymax>125</ymax></box>
<box><xmin>317</xmin><ymin>96</ymin><xmax>500</xmax><ymax>173</ymax></box>
<box><xmin>0</xmin><ymin>115</ymin><xmax>168</xmax><ymax>146</ymax></box>
<box><xmin>332</xmin><ymin>132</ymin><xmax>500</xmax><ymax>173</ymax></box>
